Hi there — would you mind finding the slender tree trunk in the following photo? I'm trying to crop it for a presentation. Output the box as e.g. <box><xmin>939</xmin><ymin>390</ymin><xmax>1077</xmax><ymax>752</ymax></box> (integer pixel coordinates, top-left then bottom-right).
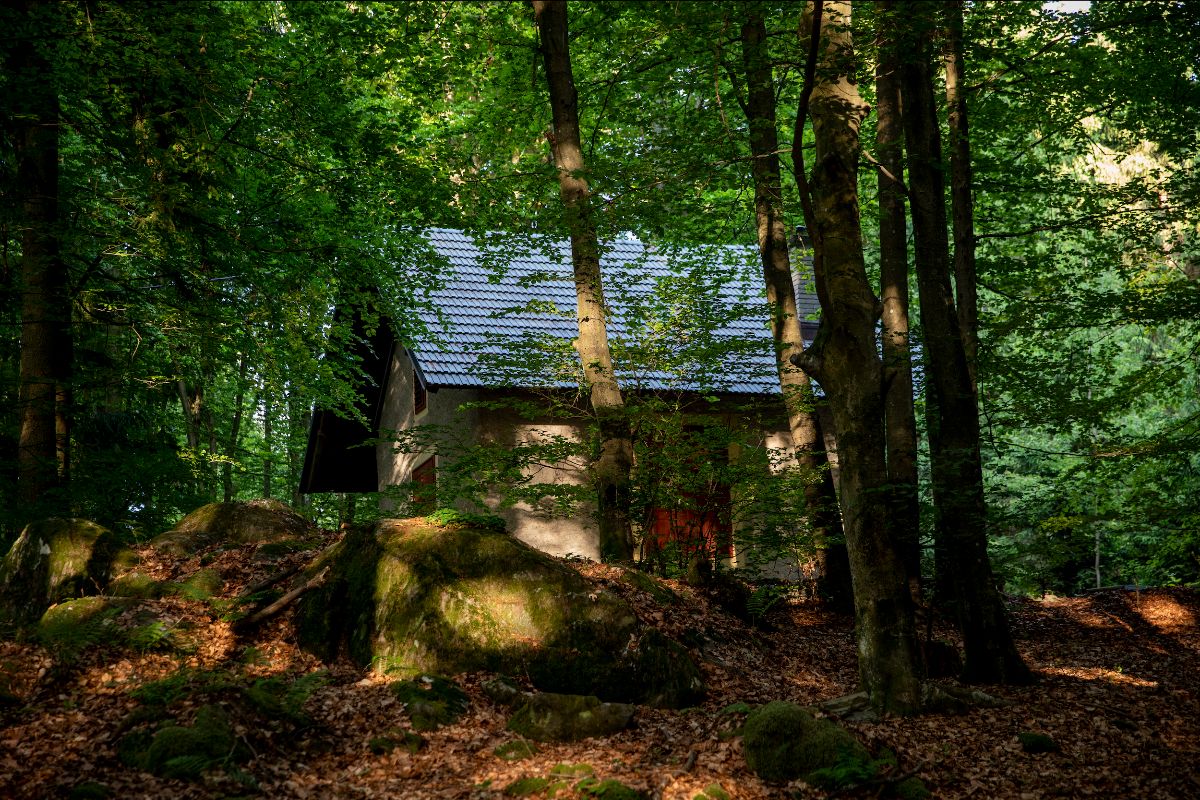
<box><xmin>533</xmin><ymin>0</ymin><xmax>634</xmax><ymax>561</ymax></box>
<box><xmin>263</xmin><ymin>392</ymin><xmax>274</xmax><ymax>499</ymax></box>
<box><xmin>288</xmin><ymin>389</ymin><xmax>310</xmax><ymax>509</ymax></box>
<box><xmin>944</xmin><ymin>0</ymin><xmax>979</xmax><ymax>391</ymax></box>
<box><xmin>899</xmin><ymin>13</ymin><xmax>1032</xmax><ymax>685</ymax></box>
<box><xmin>223</xmin><ymin>353</ymin><xmax>249</xmax><ymax>502</ymax></box>
<box><xmin>875</xmin><ymin>0</ymin><xmax>922</xmax><ymax>597</ymax></box>
<box><xmin>741</xmin><ymin>13</ymin><xmax>843</xmax><ymax>550</ymax></box>
<box><xmin>12</xmin><ymin>12</ymin><xmax>70</xmax><ymax>517</ymax></box>
<box><xmin>794</xmin><ymin>0</ymin><xmax>923</xmax><ymax>715</ymax></box>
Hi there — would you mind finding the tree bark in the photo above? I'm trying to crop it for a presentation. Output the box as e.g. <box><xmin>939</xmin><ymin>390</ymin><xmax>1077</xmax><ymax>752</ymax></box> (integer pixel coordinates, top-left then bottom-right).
<box><xmin>899</xmin><ymin>11</ymin><xmax>1032</xmax><ymax>685</ymax></box>
<box><xmin>794</xmin><ymin>0</ymin><xmax>923</xmax><ymax>715</ymax></box>
<box><xmin>875</xmin><ymin>0</ymin><xmax>922</xmax><ymax>597</ymax></box>
<box><xmin>11</xmin><ymin>6</ymin><xmax>71</xmax><ymax>517</ymax></box>
<box><xmin>223</xmin><ymin>352</ymin><xmax>249</xmax><ymax>502</ymax></box>
<box><xmin>740</xmin><ymin>13</ymin><xmax>842</xmax><ymax>549</ymax></box>
<box><xmin>533</xmin><ymin>0</ymin><xmax>634</xmax><ymax>561</ymax></box>
<box><xmin>944</xmin><ymin>0</ymin><xmax>979</xmax><ymax>391</ymax></box>
<box><xmin>262</xmin><ymin>392</ymin><xmax>274</xmax><ymax>499</ymax></box>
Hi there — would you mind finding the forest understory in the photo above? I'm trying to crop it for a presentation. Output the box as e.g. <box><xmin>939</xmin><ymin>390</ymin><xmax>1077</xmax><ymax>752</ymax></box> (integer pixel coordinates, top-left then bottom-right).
<box><xmin>1</xmin><ymin>528</ymin><xmax>1196</xmax><ymax>800</ymax></box>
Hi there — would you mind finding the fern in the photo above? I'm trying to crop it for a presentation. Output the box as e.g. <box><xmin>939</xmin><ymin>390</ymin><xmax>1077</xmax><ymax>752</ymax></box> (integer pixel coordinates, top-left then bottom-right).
<box><xmin>746</xmin><ymin>583</ymin><xmax>788</xmax><ymax>622</ymax></box>
<box><xmin>126</xmin><ymin>621</ymin><xmax>177</xmax><ymax>653</ymax></box>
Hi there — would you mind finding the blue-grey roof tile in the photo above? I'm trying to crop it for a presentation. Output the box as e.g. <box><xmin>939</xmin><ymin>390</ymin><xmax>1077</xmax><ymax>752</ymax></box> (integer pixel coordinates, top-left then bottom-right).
<box><xmin>410</xmin><ymin>228</ymin><xmax>819</xmax><ymax>395</ymax></box>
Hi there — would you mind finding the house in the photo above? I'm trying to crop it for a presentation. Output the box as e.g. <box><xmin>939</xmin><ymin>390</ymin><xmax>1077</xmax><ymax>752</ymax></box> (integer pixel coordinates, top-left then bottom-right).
<box><xmin>299</xmin><ymin>228</ymin><xmax>828</xmax><ymax>564</ymax></box>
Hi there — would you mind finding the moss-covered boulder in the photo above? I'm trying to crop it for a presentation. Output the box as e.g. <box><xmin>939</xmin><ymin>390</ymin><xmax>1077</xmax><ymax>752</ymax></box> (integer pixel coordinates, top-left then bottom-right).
<box><xmin>741</xmin><ymin>701</ymin><xmax>870</xmax><ymax>784</ymax></box>
<box><xmin>507</xmin><ymin>692</ymin><xmax>635</xmax><ymax>742</ymax></box>
<box><xmin>36</xmin><ymin>597</ymin><xmax>128</xmax><ymax>658</ymax></box>
<box><xmin>294</xmin><ymin>518</ymin><xmax>704</xmax><ymax>707</ymax></box>
<box><xmin>152</xmin><ymin>499</ymin><xmax>313</xmax><ymax>556</ymax></box>
<box><xmin>0</xmin><ymin>519</ymin><xmax>129</xmax><ymax>627</ymax></box>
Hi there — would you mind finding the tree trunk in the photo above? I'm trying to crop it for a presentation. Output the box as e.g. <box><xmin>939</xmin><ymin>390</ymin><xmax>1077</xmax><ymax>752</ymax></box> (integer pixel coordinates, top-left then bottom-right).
<box><xmin>944</xmin><ymin>0</ymin><xmax>979</xmax><ymax>392</ymax></box>
<box><xmin>263</xmin><ymin>392</ymin><xmax>274</xmax><ymax>499</ymax></box>
<box><xmin>741</xmin><ymin>13</ymin><xmax>843</xmax><ymax>549</ymax></box>
<box><xmin>288</xmin><ymin>389</ymin><xmax>310</xmax><ymax>509</ymax></box>
<box><xmin>223</xmin><ymin>353</ymin><xmax>249</xmax><ymax>502</ymax></box>
<box><xmin>794</xmin><ymin>0</ymin><xmax>923</xmax><ymax>715</ymax></box>
<box><xmin>11</xmin><ymin>8</ymin><xmax>71</xmax><ymax>518</ymax></box>
<box><xmin>533</xmin><ymin>0</ymin><xmax>634</xmax><ymax>561</ymax></box>
<box><xmin>875</xmin><ymin>0</ymin><xmax>922</xmax><ymax>597</ymax></box>
<box><xmin>899</xmin><ymin>13</ymin><xmax>1032</xmax><ymax>685</ymax></box>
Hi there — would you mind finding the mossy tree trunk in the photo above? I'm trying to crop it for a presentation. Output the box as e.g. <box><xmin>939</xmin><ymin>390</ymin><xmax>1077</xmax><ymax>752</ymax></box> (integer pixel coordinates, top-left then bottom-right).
<box><xmin>794</xmin><ymin>1</ymin><xmax>923</xmax><ymax>715</ymax></box>
<box><xmin>533</xmin><ymin>0</ymin><xmax>634</xmax><ymax>561</ymax></box>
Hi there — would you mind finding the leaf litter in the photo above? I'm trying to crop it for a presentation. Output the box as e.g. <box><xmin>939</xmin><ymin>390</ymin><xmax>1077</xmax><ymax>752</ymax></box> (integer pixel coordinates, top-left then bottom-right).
<box><xmin>0</xmin><ymin>531</ymin><xmax>1197</xmax><ymax>799</ymax></box>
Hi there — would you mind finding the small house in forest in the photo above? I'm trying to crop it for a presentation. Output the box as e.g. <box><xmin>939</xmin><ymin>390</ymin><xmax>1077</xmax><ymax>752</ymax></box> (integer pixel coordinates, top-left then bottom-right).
<box><xmin>299</xmin><ymin>228</ymin><xmax>830</xmax><ymax>564</ymax></box>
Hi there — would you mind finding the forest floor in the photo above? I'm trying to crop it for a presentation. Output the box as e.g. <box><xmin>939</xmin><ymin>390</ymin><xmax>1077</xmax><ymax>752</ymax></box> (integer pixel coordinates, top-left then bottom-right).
<box><xmin>1</xmin><ymin>527</ymin><xmax>1198</xmax><ymax>800</ymax></box>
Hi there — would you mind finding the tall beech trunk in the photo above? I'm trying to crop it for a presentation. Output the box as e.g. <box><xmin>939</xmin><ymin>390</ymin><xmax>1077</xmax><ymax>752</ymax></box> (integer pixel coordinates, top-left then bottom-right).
<box><xmin>741</xmin><ymin>14</ymin><xmax>842</xmax><ymax>548</ymax></box>
<box><xmin>12</xmin><ymin>10</ymin><xmax>71</xmax><ymax>516</ymax></box>
<box><xmin>533</xmin><ymin>0</ymin><xmax>634</xmax><ymax>561</ymax></box>
<box><xmin>794</xmin><ymin>1</ymin><xmax>923</xmax><ymax>715</ymax></box>
<box><xmin>944</xmin><ymin>0</ymin><xmax>979</xmax><ymax>391</ymax></box>
<box><xmin>899</xmin><ymin>15</ymin><xmax>1032</xmax><ymax>685</ymax></box>
<box><xmin>875</xmin><ymin>0</ymin><xmax>921</xmax><ymax>596</ymax></box>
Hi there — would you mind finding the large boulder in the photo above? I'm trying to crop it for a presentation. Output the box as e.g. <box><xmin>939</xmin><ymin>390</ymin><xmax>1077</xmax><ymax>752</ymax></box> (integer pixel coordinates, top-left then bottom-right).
<box><xmin>294</xmin><ymin>518</ymin><xmax>704</xmax><ymax>708</ymax></box>
<box><xmin>0</xmin><ymin>518</ymin><xmax>132</xmax><ymax>627</ymax></box>
<box><xmin>741</xmin><ymin>701</ymin><xmax>870</xmax><ymax>784</ymax></box>
<box><xmin>151</xmin><ymin>499</ymin><xmax>313</xmax><ymax>556</ymax></box>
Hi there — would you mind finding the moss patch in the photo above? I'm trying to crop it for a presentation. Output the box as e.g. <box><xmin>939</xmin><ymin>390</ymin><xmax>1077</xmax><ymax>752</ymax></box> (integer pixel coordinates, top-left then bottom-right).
<box><xmin>108</xmin><ymin>572</ymin><xmax>169</xmax><ymax>599</ymax></box>
<box><xmin>132</xmin><ymin>704</ymin><xmax>247</xmax><ymax>780</ymax></box>
<box><xmin>176</xmin><ymin>568</ymin><xmax>224</xmax><ymax>601</ymax></box>
<box><xmin>741</xmin><ymin>701</ymin><xmax>870</xmax><ymax>784</ymax></box>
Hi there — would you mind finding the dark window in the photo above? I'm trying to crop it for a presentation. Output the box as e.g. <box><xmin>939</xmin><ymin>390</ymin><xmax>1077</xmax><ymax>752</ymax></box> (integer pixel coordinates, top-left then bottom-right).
<box><xmin>414</xmin><ymin>369</ymin><xmax>427</xmax><ymax>415</ymax></box>
<box><xmin>411</xmin><ymin>455</ymin><xmax>436</xmax><ymax>514</ymax></box>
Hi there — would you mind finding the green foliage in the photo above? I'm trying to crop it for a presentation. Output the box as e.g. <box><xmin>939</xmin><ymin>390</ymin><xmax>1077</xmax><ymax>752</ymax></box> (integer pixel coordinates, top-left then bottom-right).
<box><xmin>243</xmin><ymin>671</ymin><xmax>329</xmax><ymax>726</ymax></box>
<box><xmin>129</xmin><ymin>667</ymin><xmax>235</xmax><ymax>708</ymax></box>
<box><xmin>494</xmin><ymin>740</ymin><xmax>540</xmax><ymax>761</ymax></box>
<box><xmin>504</xmin><ymin>777</ymin><xmax>552</xmax><ymax>797</ymax></box>
<box><xmin>37</xmin><ymin>598</ymin><xmax>123</xmax><ymax>663</ymax></box>
<box><xmin>746</xmin><ymin>583</ymin><xmax>791</xmax><ymax>623</ymax></box>
<box><xmin>576</xmin><ymin>777</ymin><xmax>646</xmax><ymax>800</ymax></box>
<box><xmin>126</xmin><ymin>620</ymin><xmax>183</xmax><ymax>654</ymax></box>
<box><xmin>390</xmin><ymin>674</ymin><xmax>470</xmax><ymax>731</ymax></box>
<box><xmin>67</xmin><ymin>782</ymin><xmax>113</xmax><ymax>800</ymax></box>
<box><xmin>424</xmin><ymin>508</ymin><xmax>507</xmax><ymax>534</ymax></box>
<box><xmin>369</xmin><ymin>730</ymin><xmax>425</xmax><ymax>755</ymax></box>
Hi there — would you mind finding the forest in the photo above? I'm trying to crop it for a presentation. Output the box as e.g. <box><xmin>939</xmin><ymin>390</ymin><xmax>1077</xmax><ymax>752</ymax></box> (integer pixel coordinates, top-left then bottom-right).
<box><xmin>1</xmin><ymin>1</ymin><xmax>1198</xmax><ymax>799</ymax></box>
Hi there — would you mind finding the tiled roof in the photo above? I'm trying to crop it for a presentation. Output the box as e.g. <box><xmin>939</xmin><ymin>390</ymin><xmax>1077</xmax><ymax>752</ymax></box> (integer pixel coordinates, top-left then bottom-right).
<box><xmin>411</xmin><ymin>228</ymin><xmax>819</xmax><ymax>395</ymax></box>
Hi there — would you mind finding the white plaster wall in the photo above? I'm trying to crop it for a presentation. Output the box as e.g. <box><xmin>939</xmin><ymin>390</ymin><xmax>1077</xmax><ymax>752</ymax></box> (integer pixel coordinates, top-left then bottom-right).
<box><xmin>472</xmin><ymin>397</ymin><xmax>600</xmax><ymax>561</ymax></box>
<box><xmin>375</xmin><ymin>352</ymin><xmax>599</xmax><ymax>559</ymax></box>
